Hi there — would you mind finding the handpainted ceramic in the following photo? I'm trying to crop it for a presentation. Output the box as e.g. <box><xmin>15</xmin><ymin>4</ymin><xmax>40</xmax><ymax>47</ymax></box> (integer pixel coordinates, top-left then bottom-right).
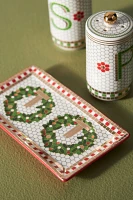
<box><xmin>0</xmin><ymin>66</ymin><xmax>129</xmax><ymax>181</ymax></box>
<box><xmin>86</xmin><ymin>10</ymin><xmax>133</xmax><ymax>100</ymax></box>
<box><xmin>47</xmin><ymin>0</ymin><xmax>92</xmax><ymax>50</ymax></box>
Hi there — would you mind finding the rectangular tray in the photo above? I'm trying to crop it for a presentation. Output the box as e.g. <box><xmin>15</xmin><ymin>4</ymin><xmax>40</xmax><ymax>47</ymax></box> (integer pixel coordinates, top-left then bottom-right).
<box><xmin>0</xmin><ymin>66</ymin><xmax>129</xmax><ymax>182</ymax></box>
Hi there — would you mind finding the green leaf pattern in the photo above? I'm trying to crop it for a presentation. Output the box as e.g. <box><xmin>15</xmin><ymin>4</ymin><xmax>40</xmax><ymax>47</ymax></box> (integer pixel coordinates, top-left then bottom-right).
<box><xmin>41</xmin><ymin>114</ymin><xmax>97</xmax><ymax>156</ymax></box>
<box><xmin>4</xmin><ymin>86</ymin><xmax>55</xmax><ymax>123</ymax></box>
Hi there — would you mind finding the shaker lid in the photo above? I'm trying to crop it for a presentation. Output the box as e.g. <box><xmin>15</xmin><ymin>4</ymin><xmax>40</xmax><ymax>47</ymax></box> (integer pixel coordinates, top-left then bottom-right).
<box><xmin>86</xmin><ymin>10</ymin><xmax>133</xmax><ymax>42</ymax></box>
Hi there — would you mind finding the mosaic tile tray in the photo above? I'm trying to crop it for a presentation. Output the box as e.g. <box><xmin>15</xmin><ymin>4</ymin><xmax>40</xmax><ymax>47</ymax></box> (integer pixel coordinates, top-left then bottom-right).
<box><xmin>0</xmin><ymin>66</ymin><xmax>130</xmax><ymax>181</ymax></box>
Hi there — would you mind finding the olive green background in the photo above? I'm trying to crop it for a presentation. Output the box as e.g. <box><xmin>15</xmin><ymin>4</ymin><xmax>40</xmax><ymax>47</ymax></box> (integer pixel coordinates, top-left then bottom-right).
<box><xmin>0</xmin><ymin>1</ymin><xmax>133</xmax><ymax>200</ymax></box>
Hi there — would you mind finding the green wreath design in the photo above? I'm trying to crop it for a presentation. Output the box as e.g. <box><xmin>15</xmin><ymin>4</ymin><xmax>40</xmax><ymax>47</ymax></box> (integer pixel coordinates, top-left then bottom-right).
<box><xmin>4</xmin><ymin>86</ymin><xmax>55</xmax><ymax>123</ymax></box>
<box><xmin>41</xmin><ymin>114</ymin><xmax>97</xmax><ymax>156</ymax></box>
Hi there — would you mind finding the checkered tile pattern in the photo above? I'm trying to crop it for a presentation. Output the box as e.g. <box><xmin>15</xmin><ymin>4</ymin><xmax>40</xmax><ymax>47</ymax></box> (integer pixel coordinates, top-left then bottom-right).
<box><xmin>87</xmin><ymin>83</ymin><xmax>130</xmax><ymax>100</ymax></box>
<box><xmin>52</xmin><ymin>36</ymin><xmax>85</xmax><ymax>49</ymax></box>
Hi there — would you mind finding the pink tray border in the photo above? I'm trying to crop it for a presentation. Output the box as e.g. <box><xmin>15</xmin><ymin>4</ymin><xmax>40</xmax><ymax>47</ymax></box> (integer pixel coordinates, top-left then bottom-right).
<box><xmin>0</xmin><ymin>66</ymin><xmax>130</xmax><ymax>181</ymax></box>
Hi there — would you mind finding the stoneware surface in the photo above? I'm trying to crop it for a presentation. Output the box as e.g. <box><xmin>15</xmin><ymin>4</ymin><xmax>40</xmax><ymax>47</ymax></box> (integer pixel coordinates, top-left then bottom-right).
<box><xmin>0</xmin><ymin>66</ymin><xmax>129</xmax><ymax>181</ymax></box>
<box><xmin>0</xmin><ymin>0</ymin><xmax>133</xmax><ymax>199</ymax></box>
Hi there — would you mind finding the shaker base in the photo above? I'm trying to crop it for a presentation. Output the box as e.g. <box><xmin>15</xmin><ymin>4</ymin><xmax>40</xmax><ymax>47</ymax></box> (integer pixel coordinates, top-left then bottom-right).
<box><xmin>52</xmin><ymin>36</ymin><xmax>85</xmax><ymax>51</ymax></box>
<box><xmin>87</xmin><ymin>83</ymin><xmax>131</xmax><ymax>101</ymax></box>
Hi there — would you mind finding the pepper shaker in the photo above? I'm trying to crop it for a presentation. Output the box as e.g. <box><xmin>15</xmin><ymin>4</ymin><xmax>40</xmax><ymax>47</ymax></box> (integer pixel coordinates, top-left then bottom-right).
<box><xmin>86</xmin><ymin>10</ymin><xmax>133</xmax><ymax>100</ymax></box>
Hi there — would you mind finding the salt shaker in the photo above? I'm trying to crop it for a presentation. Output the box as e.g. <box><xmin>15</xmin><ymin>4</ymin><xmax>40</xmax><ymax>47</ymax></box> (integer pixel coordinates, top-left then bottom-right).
<box><xmin>48</xmin><ymin>0</ymin><xmax>92</xmax><ymax>50</ymax></box>
<box><xmin>86</xmin><ymin>11</ymin><xmax>133</xmax><ymax>100</ymax></box>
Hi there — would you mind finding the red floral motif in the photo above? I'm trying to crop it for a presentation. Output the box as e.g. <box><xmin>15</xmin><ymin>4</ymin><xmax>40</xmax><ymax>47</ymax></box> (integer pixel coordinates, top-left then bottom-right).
<box><xmin>73</xmin><ymin>11</ymin><xmax>84</xmax><ymax>21</ymax></box>
<box><xmin>97</xmin><ymin>62</ymin><xmax>110</xmax><ymax>72</ymax></box>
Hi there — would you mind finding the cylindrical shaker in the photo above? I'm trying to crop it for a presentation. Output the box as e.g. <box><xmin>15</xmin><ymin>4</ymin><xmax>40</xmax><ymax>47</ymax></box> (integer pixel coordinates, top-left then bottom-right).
<box><xmin>86</xmin><ymin>10</ymin><xmax>133</xmax><ymax>100</ymax></box>
<box><xmin>48</xmin><ymin>0</ymin><xmax>92</xmax><ymax>50</ymax></box>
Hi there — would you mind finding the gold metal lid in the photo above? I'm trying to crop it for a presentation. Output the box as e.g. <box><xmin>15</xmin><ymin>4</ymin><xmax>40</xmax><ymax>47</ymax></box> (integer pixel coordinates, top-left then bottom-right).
<box><xmin>104</xmin><ymin>12</ymin><xmax>117</xmax><ymax>24</ymax></box>
<box><xmin>86</xmin><ymin>10</ymin><xmax>133</xmax><ymax>42</ymax></box>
